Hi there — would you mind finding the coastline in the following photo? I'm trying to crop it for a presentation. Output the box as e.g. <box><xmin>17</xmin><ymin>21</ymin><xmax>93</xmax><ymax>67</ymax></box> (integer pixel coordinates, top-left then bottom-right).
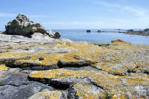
<box><xmin>0</xmin><ymin>14</ymin><xmax>149</xmax><ymax>98</ymax></box>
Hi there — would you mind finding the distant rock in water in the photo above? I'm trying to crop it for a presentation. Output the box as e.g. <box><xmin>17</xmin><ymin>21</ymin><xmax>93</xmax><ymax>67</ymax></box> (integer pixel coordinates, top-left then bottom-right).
<box><xmin>97</xmin><ymin>30</ymin><xmax>102</xmax><ymax>32</ymax></box>
<box><xmin>86</xmin><ymin>29</ymin><xmax>91</xmax><ymax>32</ymax></box>
<box><xmin>5</xmin><ymin>13</ymin><xmax>61</xmax><ymax>39</ymax></box>
<box><xmin>126</xmin><ymin>28</ymin><xmax>149</xmax><ymax>36</ymax></box>
<box><xmin>54</xmin><ymin>32</ymin><xmax>61</xmax><ymax>39</ymax></box>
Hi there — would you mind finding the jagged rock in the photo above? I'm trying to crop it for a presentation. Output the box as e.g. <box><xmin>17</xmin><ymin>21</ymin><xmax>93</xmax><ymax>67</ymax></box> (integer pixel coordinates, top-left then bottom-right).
<box><xmin>5</xmin><ymin>14</ymin><xmax>61</xmax><ymax>39</ymax></box>
<box><xmin>5</xmin><ymin>14</ymin><xmax>45</xmax><ymax>36</ymax></box>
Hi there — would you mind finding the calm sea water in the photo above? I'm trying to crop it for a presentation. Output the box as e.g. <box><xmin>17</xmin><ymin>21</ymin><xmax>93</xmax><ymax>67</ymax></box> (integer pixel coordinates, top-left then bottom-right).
<box><xmin>53</xmin><ymin>29</ymin><xmax>149</xmax><ymax>45</ymax></box>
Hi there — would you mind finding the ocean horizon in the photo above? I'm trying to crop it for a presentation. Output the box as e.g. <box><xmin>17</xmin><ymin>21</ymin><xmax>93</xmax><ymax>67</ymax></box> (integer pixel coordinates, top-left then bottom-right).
<box><xmin>53</xmin><ymin>29</ymin><xmax>149</xmax><ymax>45</ymax></box>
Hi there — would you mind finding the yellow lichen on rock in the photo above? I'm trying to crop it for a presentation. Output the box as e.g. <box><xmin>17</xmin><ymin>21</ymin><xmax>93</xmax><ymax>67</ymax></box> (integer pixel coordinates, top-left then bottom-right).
<box><xmin>0</xmin><ymin>64</ymin><xmax>8</xmax><ymax>71</ymax></box>
<box><xmin>0</xmin><ymin>51</ymin><xmax>29</xmax><ymax>60</ymax></box>
<box><xmin>15</xmin><ymin>53</ymin><xmax>64</xmax><ymax>66</ymax></box>
<box><xmin>29</xmin><ymin>90</ymin><xmax>63</xmax><ymax>99</ymax></box>
<box><xmin>54</xmin><ymin>41</ymin><xmax>101</xmax><ymax>61</ymax></box>
<box><xmin>29</xmin><ymin>69</ymin><xmax>122</xmax><ymax>94</ymax></box>
<box><xmin>73</xmin><ymin>83</ymin><xmax>106</xmax><ymax>99</ymax></box>
<box><xmin>29</xmin><ymin>68</ymin><xmax>149</xmax><ymax>98</ymax></box>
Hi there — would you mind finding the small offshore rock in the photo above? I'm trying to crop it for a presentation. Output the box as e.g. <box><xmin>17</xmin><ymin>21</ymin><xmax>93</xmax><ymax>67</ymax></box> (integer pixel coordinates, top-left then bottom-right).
<box><xmin>97</xmin><ymin>30</ymin><xmax>102</xmax><ymax>32</ymax></box>
<box><xmin>86</xmin><ymin>29</ymin><xmax>91</xmax><ymax>32</ymax></box>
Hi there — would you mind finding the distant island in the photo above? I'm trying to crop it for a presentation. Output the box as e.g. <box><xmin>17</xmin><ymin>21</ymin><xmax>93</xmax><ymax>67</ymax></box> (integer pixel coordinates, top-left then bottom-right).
<box><xmin>86</xmin><ymin>28</ymin><xmax>149</xmax><ymax>36</ymax></box>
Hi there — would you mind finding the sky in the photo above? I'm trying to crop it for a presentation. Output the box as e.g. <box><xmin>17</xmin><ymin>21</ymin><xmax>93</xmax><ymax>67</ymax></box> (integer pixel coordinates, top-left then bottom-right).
<box><xmin>0</xmin><ymin>0</ymin><xmax>149</xmax><ymax>30</ymax></box>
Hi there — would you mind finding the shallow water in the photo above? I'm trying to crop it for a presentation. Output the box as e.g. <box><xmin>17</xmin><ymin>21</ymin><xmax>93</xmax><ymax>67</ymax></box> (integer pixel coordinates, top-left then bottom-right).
<box><xmin>53</xmin><ymin>29</ymin><xmax>149</xmax><ymax>45</ymax></box>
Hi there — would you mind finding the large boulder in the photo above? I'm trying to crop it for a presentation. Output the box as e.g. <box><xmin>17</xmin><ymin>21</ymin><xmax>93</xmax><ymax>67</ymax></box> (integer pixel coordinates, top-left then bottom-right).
<box><xmin>5</xmin><ymin>14</ymin><xmax>61</xmax><ymax>38</ymax></box>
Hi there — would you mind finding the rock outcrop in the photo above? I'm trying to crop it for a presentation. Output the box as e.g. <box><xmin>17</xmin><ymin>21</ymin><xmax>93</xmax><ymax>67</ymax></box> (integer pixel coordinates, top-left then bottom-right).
<box><xmin>0</xmin><ymin>37</ymin><xmax>149</xmax><ymax>98</ymax></box>
<box><xmin>5</xmin><ymin>14</ymin><xmax>61</xmax><ymax>39</ymax></box>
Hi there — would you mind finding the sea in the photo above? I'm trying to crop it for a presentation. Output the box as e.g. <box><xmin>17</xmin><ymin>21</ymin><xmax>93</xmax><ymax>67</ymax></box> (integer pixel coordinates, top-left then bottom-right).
<box><xmin>53</xmin><ymin>29</ymin><xmax>149</xmax><ymax>45</ymax></box>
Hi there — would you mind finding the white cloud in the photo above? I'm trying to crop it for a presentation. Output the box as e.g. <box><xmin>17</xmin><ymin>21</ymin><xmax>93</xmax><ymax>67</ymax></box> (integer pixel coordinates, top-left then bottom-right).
<box><xmin>87</xmin><ymin>0</ymin><xmax>149</xmax><ymax>28</ymax></box>
<box><xmin>91</xmin><ymin>0</ymin><xmax>149</xmax><ymax>17</ymax></box>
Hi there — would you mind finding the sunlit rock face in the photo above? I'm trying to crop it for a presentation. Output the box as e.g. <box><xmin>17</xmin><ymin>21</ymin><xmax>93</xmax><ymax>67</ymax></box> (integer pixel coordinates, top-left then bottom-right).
<box><xmin>0</xmin><ymin>39</ymin><xmax>149</xmax><ymax>99</ymax></box>
<box><xmin>5</xmin><ymin>14</ymin><xmax>61</xmax><ymax>39</ymax></box>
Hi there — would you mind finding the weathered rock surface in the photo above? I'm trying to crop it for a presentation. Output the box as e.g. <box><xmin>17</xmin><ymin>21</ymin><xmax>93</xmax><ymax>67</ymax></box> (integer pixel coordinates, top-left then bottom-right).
<box><xmin>5</xmin><ymin>14</ymin><xmax>61</xmax><ymax>39</ymax></box>
<box><xmin>0</xmin><ymin>38</ymin><xmax>149</xmax><ymax>98</ymax></box>
<box><xmin>0</xmin><ymin>68</ymin><xmax>53</xmax><ymax>99</ymax></box>
<box><xmin>29</xmin><ymin>89</ymin><xmax>66</xmax><ymax>99</ymax></box>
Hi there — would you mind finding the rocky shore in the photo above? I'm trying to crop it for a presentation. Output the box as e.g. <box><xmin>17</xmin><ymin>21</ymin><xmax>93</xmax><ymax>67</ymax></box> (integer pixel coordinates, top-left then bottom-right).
<box><xmin>0</xmin><ymin>14</ymin><xmax>149</xmax><ymax>99</ymax></box>
<box><xmin>126</xmin><ymin>29</ymin><xmax>149</xmax><ymax>36</ymax></box>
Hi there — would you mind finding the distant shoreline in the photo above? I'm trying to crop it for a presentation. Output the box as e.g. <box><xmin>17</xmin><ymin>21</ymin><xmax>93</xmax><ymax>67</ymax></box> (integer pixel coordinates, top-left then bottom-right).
<box><xmin>87</xmin><ymin>29</ymin><xmax>149</xmax><ymax>36</ymax></box>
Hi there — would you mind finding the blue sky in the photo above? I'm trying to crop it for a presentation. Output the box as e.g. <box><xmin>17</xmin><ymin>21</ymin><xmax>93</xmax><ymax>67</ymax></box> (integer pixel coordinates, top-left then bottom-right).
<box><xmin>0</xmin><ymin>0</ymin><xmax>149</xmax><ymax>30</ymax></box>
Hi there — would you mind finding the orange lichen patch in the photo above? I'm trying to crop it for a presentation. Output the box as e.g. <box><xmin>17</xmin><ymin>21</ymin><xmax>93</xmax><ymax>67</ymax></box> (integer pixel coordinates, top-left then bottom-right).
<box><xmin>13</xmin><ymin>50</ymin><xmax>97</xmax><ymax>67</ymax></box>
<box><xmin>73</xmin><ymin>83</ymin><xmax>106</xmax><ymax>99</ymax></box>
<box><xmin>60</xmin><ymin>53</ymin><xmax>97</xmax><ymax>64</ymax></box>
<box><xmin>96</xmin><ymin>62</ymin><xmax>138</xmax><ymax>75</ymax></box>
<box><xmin>30</xmin><ymin>53</ymin><xmax>64</xmax><ymax>66</ymax></box>
<box><xmin>0</xmin><ymin>64</ymin><xmax>8</xmax><ymax>71</ymax></box>
<box><xmin>30</xmin><ymin>69</ymin><xmax>77</xmax><ymax>78</ymax></box>
<box><xmin>54</xmin><ymin>41</ymin><xmax>101</xmax><ymax>61</ymax></box>
<box><xmin>29</xmin><ymin>90</ymin><xmax>62</xmax><ymax>99</ymax></box>
<box><xmin>0</xmin><ymin>52</ymin><xmax>29</xmax><ymax>60</ymax></box>
<box><xmin>13</xmin><ymin>53</ymin><xmax>64</xmax><ymax>66</ymax></box>
<box><xmin>29</xmin><ymin>69</ymin><xmax>122</xmax><ymax>93</ymax></box>
<box><xmin>98</xmin><ymin>64</ymin><xmax>127</xmax><ymax>75</ymax></box>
